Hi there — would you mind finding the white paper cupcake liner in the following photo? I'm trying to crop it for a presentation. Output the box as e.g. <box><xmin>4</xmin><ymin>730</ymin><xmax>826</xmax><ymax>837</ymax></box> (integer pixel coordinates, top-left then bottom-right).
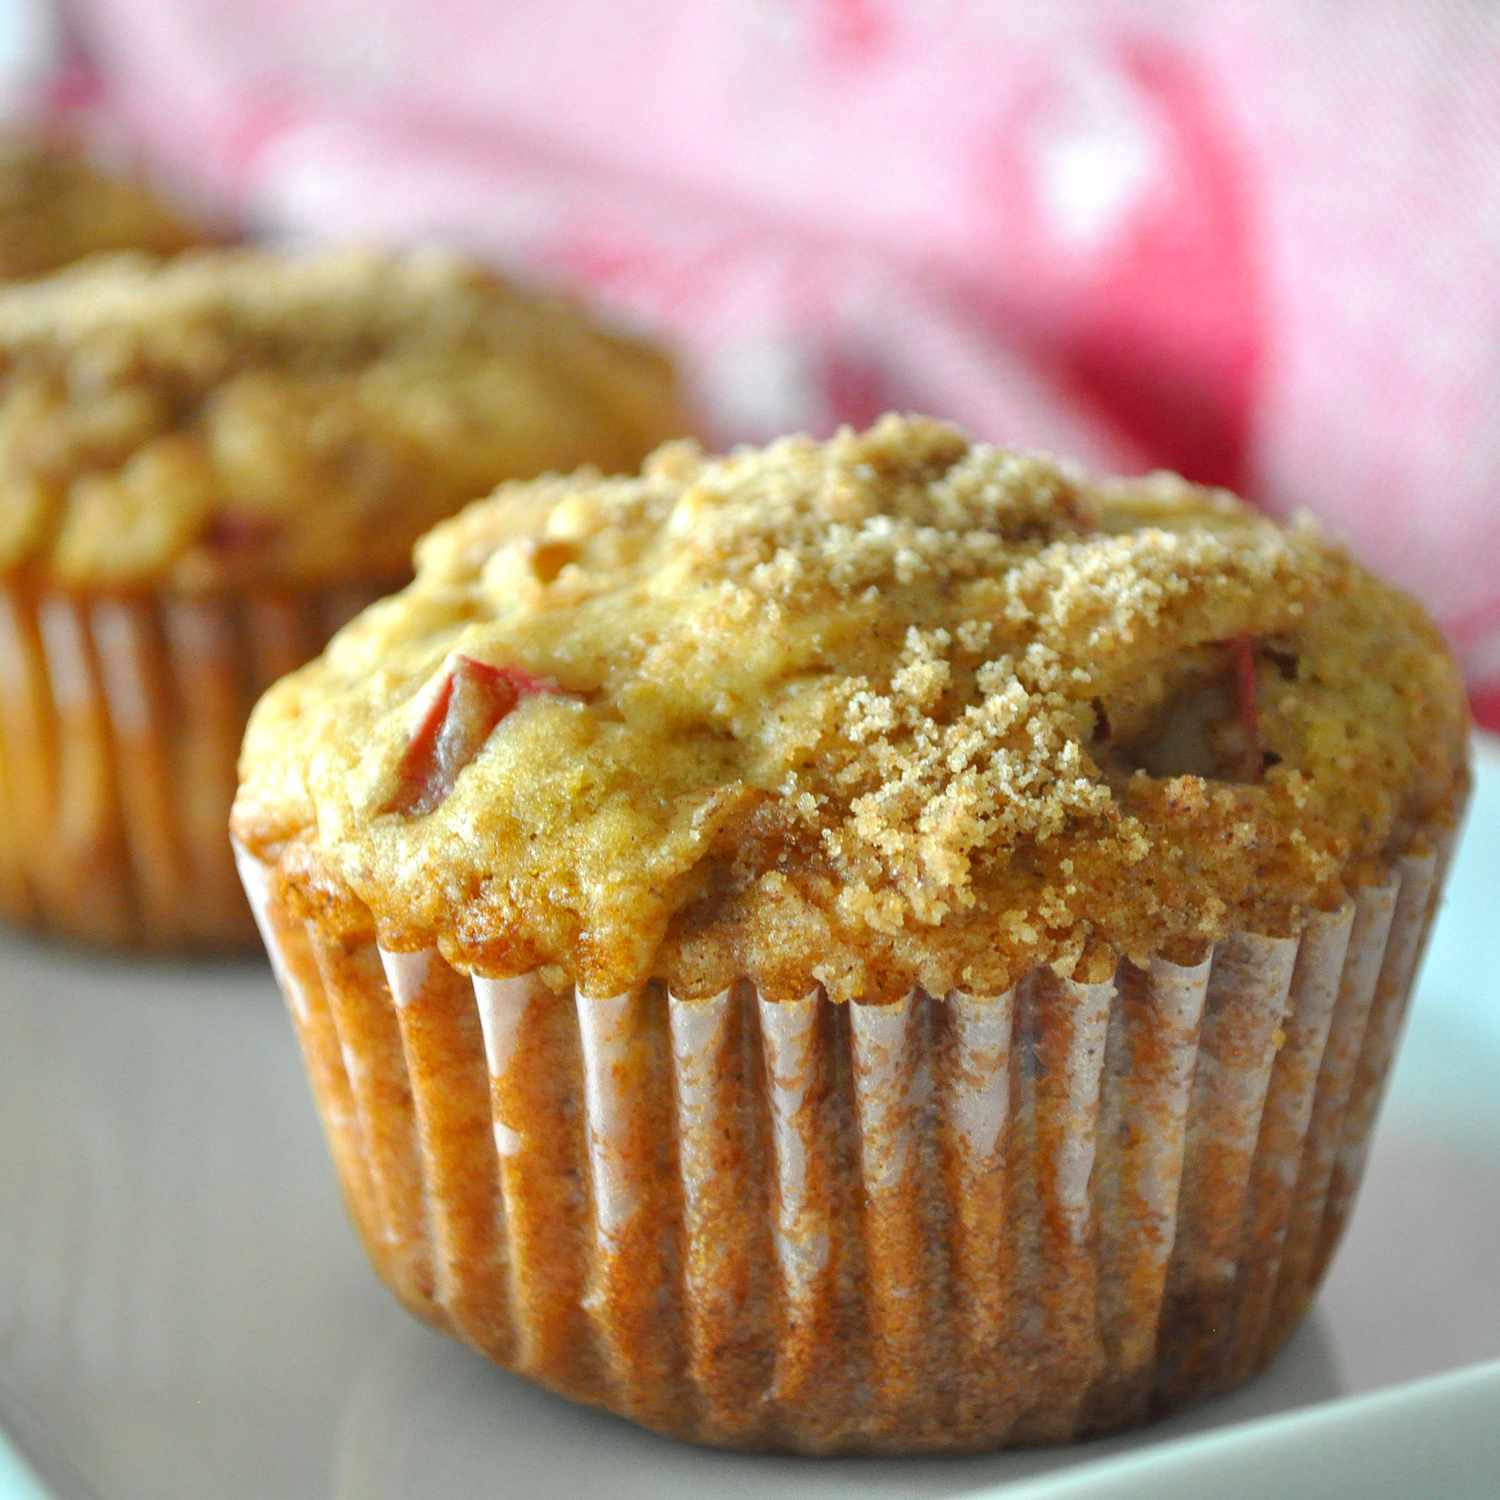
<box><xmin>0</xmin><ymin>577</ymin><xmax>377</xmax><ymax>948</ymax></box>
<box><xmin>236</xmin><ymin>826</ymin><xmax>1457</xmax><ymax>1454</ymax></box>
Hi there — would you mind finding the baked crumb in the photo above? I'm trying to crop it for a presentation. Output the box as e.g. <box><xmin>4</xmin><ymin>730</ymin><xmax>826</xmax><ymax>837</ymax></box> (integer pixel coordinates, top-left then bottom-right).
<box><xmin>235</xmin><ymin>416</ymin><xmax>1470</xmax><ymax>1000</ymax></box>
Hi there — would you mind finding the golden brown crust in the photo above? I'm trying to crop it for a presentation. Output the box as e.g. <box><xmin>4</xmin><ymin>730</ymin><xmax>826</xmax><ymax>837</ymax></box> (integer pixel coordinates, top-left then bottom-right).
<box><xmin>0</xmin><ymin>247</ymin><xmax>689</xmax><ymax>589</ymax></box>
<box><xmin>233</xmin><ymin>416</ymin><xmax>1471</xmax><ymax>1001</ymax></box>
<box><xmin>0</xmin><ymin>134</ymin><xmax>208</xmax><ymax>281</ymax></box>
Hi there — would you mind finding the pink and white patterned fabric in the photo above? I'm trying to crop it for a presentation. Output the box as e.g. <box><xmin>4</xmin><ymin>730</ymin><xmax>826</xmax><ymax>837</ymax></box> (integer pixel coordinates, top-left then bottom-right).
<box><xmin>39</xmin><ymin>0</ymin><xmax>1500</xmax><ymax>726</ymax></box>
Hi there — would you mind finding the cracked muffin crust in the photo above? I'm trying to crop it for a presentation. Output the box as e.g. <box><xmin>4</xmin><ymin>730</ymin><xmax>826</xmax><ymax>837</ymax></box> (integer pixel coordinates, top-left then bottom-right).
<box><xmin>0</xmin><ymin>247</ymin><xmax>688</xmax><ymax>591</ymax></box>
<box><xmin>234</xmin><ymin>415</ymin><xmax>1469</xmax><ymax>1001</ymax></box>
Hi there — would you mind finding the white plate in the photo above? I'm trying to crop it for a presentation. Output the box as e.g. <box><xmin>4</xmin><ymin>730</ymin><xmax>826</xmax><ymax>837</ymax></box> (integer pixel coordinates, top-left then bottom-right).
<box><xmin>2</xmin><ymin>738</ymin><xmax>1498</xmax><ymax>1500</ymax></box>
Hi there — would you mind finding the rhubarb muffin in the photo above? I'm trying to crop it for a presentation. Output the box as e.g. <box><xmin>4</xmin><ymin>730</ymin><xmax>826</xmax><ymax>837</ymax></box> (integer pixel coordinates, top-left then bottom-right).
<box><xmin>0</xmin><ymin>134</ymin><xmax>209</xmax><ymax>281</ymax></box>
<box><xmin>0</xmin><ymin>247</ymin><xmax>687</xmax><ymax>948</ymax></box>
<box><xmin>233</xmin><ymin>416</ymin><xmax>1468</xmax><ymax>1452</ymax></box>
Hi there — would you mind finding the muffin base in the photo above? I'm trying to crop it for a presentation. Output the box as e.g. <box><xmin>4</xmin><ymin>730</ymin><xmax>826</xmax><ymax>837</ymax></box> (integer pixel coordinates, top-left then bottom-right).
<box><xmin>237</xmin><ymin>831</ymin><xmax>1457</xmax><ymax>1453</ymax></box>
<box><xmin>0</xmin><ymin>577</ymin><xmax>378</xmax><ymax>949</ymax></box>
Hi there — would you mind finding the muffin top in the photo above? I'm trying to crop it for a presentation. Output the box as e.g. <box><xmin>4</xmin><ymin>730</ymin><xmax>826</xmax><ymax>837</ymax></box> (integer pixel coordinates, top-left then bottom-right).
<box><xmin>0</xmin><ymin>248</ymin><xmax>687</xmax><ymax>591</ymax></box>
<box><xmin>0</xmin><ymin>135</ymin><xmax>207</xmax><ymax>281</ymax></box>
<box><xmin>234</xmin><ymin>416</ymin><xmax>1470</xmax><ymax>1002</ymax></box>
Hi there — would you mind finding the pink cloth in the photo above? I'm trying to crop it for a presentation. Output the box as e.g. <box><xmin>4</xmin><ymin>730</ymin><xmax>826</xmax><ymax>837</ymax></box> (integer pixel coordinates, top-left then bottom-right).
<box><xmin>52</xmin><ymin>0</ymin><xmax>1500</xmax><ymax>727</ymax></box>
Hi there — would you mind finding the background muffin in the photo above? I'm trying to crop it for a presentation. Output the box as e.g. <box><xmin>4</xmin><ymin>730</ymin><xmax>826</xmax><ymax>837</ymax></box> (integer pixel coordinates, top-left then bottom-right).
<box><xmin>0</xmin><ymin>247</ymin><xmax>688</xmax><ymax>947</ymax></box>
<box><xmin>233</xmin><ymin>417</ymin><xmax>1468</xmax><ymax>1452</ymax></box>
<box><xmin>0</xmin><ymin>133</ymin><xmax>210</xmax><ymax>280</ymax></box>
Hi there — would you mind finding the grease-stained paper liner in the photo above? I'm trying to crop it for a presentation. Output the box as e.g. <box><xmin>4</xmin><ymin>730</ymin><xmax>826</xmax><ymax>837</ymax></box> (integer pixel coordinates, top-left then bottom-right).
<box><xmin>0</xmin><ymin>577</ymin><xmax>376</xmax><ymax>948</ymax></box>
<box><xmin>236</xmin><ymin>829</ymin><xmax>1456</xmax><ymax>1454</ymax></box>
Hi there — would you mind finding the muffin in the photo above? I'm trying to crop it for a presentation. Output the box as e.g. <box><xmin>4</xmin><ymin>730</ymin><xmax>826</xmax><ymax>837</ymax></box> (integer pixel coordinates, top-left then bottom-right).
<box><xmin>0</xmin><ymin>248</ymin><xmax>687</xmax><ymax>947</ymax></box>
<box><xmin>0</xmin><ymin>134</ymin><xmax>209</xmax><ymax>280</ymax></box>
<box><xmin>232</xmin><ymin>416</ymin><xmax>1469</xmax><ymax>1452</ymax></box>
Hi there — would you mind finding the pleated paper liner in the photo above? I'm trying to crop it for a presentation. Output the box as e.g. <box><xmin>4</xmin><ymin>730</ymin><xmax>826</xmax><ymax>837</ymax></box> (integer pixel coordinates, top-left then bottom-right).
<box><xmin>0</xmin><ymin>576</ymin><xmax>381</xmax><ymax>949</ymax></box>
<box><xmin>237</xmin><ymin>826</ymin><xmax>1456</xmax><ymax>1454</ymax></box>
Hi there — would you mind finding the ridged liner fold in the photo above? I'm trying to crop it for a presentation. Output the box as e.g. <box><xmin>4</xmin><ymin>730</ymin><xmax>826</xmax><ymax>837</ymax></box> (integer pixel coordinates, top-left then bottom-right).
<box><xmin>236</xmin><ymin>827</ymin><xmax>1456</xmax><ymax>1454</ymax></box>
<box><xmin>0</xmin><ymin>578</ymin><xmax>376</xmax><ymax>947</ymax></box>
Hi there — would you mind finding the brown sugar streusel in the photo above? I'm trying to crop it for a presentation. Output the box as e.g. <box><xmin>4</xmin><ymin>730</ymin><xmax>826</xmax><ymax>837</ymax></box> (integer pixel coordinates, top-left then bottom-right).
<box><xmin>0</xmin><ymin>246</ymin><xmax>689</xmax><ymax>592</ymax></box>
<box><xmin>233</xmin><ymin>415</ymin><xmax>1470</xmax><ymax>1001</ymax></box>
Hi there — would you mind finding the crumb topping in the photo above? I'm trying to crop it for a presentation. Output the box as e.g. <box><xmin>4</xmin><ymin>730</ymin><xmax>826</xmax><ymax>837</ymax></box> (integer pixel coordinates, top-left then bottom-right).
<box><xmin>234</xmin><ymin>416</ymin><xmax>1470</xmax><ymax>1001</ymax></box>
<box><xmin>0</xmin><ymin>135</ymin><xmax>208</xmax><ymax>283</ymax></box>
<box><xmin>0</xmin><ymin>248</ymin><xmax>687</xmax><ymax>589</ymax></box>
